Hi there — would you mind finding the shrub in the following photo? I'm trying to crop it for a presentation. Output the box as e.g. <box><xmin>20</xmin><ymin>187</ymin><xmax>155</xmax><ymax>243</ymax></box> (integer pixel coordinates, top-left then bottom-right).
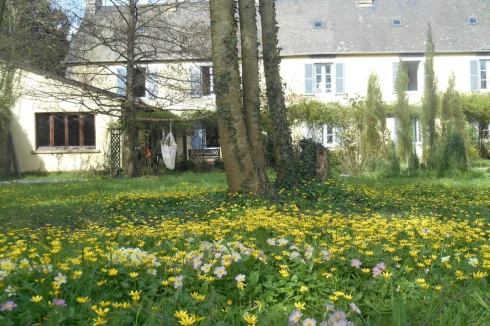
<box><xmin>407</xmin><ymin>149</ymin><xmax>420</xmax><ymax>175</ymax></box>
<box><xmin>430</xmin><ymin>129</ymin><xmax>467</xmax><ymax>177</ymax></box>
<box><xmin>389</xmin><ymin>142</ymin><xmax>401</xmax><ymax>177</ymax></box>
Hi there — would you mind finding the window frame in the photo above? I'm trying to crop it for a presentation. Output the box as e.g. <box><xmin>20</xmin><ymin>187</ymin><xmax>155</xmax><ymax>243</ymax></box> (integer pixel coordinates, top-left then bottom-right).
<box><xmin>35</xmin><ymin>113</ymin><xmax>96</xmax><ymax>150</ymax></box>
<box><xmin>480</xmin><ymin>60</ymin><xmax>488</xmax><ymax>90</ymax></box>
<box><xmin>314</xmin><ymin>63</ymin><xmax>333</xmax><ymax>94</ymax></box>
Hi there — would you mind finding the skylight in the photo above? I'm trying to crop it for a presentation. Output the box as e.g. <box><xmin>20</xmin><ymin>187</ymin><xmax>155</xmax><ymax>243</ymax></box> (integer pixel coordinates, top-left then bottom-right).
<box><xmin>313</xmin><ymin>21</ymin><xmax>324</xmax><ymax>29</ymax></box>
<box><xmin>392</xmin><ymin>19</ymin><xmax>402</xmax><ymax>26</ymax></box>
<box><xmin>359</xmin><ymin>0</ymin><xmax>374</xmax><ymax>7</ymax></box>
<box><xmin>468</xmin><ymin>17</ymin><xmax>478</xmax><ymax>25</ymax></box>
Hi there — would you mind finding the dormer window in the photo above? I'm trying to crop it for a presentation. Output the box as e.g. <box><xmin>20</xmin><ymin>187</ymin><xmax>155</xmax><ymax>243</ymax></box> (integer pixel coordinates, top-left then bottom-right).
<box><xmin>468</xmin><ymin>17</ymin><xmax>478</xmax><ymax>25</ymax></box>
<box><xmin>392</xmin><ymin>19</ymin><xmax>402</xmax><ymax>26</ymax></box>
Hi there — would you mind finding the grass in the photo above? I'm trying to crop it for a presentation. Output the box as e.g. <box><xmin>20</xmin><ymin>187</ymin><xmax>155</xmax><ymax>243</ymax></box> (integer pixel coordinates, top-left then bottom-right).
<box><xmin>0</xmin><ymin>172</ymin><xmax>489</xmax><ymax>325</ymax></box>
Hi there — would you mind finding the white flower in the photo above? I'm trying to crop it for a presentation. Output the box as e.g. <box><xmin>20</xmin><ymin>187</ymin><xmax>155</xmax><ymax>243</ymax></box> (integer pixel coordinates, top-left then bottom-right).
<box><xmin>288</xmin><ymin>310</ymin><xmax>303</xmax><ymax>324</ymax></box>
<box><xmin>267</xmin><ymin>238</ymin><xmax>276</xmax><ymax>246</ymax></box>
<box><xmin>54</xmin><ymin>272</ymin><xmax>67</xmax><ymax>285</ymax></box>
<box><xmin>277</xmin><ymin>238</ymin><xmax>289</xmax><ymax>246</ymax></box>
<box><xmin>349</xmin><ymin>302</ymin><xmax>361</xmax><ymax>314</ymax></box>
<box><xmin>441</xmin><ymin>256</ymin><xmax>450</xmax><ymax>263</ymax></box>
<box><xmin>5</xmin><ymin>285</ymin><xmax>16</xmax><ymax>297</ymax></box>
<box><xmin>214</xmin><ymin>266</ymin><xmax>227</xmax><ymax>279</ymax></box>
<box><xmin>201</xmin><ymin>264</ymin><xmax>212</xmax><ymax>273</ymax></box>
<box><xmin>469</xmin><ymin>257</ymin><xmax>479</xmax><ymax>267</ymax></box>
<box><xmin>302</xmin><ymin>318</ymin><xmax>316</xmax><ymax>326</ymax></box>
<box><xmin>174</xmin><ymin>275</ymin><xmax>183</xmax><ymax>288</ymax></box>
<box><xmin>235</xmin><ymin>274</ymin><xmax>246</xmax><ymax>282</ymax></box>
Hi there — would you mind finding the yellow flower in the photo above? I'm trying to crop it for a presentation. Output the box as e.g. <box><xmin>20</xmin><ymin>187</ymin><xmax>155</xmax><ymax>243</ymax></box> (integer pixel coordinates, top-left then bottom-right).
<box><xmin>294</xmin><ymin>301</ymin><xmax>306</xmax><ymax>310</ymax></box>
<box><xmin>361</xmin><ymin>268</ymin><xmax>371</xmax><ymax>273</ymax></box>
<box><xmin>77</xmin><ymin>296</ymin><xmax>91</xmax><ymax>303</ymax></box>
<box><xmin>94</xmin><ymin>308</ymin><xmax>110</xmax><ymax>317</ymax></box>
<box><xmin>435</xmin><ymin>285</ymin><xmax>443</xmax><ymax>291</ymax></box>
<box><xmin>329</xmin><ymin>295</ymin><xmax>339</xmax><ymax>301</ymax></box>
<box><xmin>100</xmin><ymin>301</ymin><xmax>111</xmax><ymax>307</ymax></box>
<box><xmin>474</xmin><ymin>271</ymin><xmax>488</xmax><ymax>279</ymax></box>
<box><xmin>382</xmin><ymin>271</ymin><xmax>392</xmax><ymax>279</ymax></box>
<box><xmin>243</xmin><ymin>313</ymin><xmax>258</xmax><ymax>325</ymax></box>
<box><xmin>179</xmin><ymin>315</ymin><xmax>197</xmax><ymax>325</ymax></box>
<box><xmin>108</xmin><ymin>268</ymin><xmax>118</xmax><ymax>276</ymax></box>
<box><xmin>129</xmin><ymin>272</ymin><xmax>139</xmax><ymax>278</ymax></box>
<box><xmin>299</xmin><ymin>286</ymin><xmax>309</xmax><ymax>293</ymax></box>
<box><xmin>190</xmin><ymin>292</ymin><xmax>206</xmax><ymax>301</ymax></box>
<box><xmin>97</xmin><ymin>280</ymin><xmax>107</xmax><ymax>286</ymax></box>
<box><xmin>421</xmin><ymin>284</ymin><xmax>430</xmax><ymax>290</ymax></box>
<box><xmin>31</xmin><ymin>295</ymin><xmax>43</xmax><ymax>303</ymax></box>
<box><xmin>334</xmin><ymin>291</ymin><xmax>345</xmax><ymax>297</ymax></box>
<box><xmin>254</xmin><ymin>300</ymin><xmax>263</xmax><ymax>311</ymax></box>
<box><xmin>174</xmin><ymin>310</ymin><xmax>189</xmax><ymax>320</ymax></box>
<box><xmin>344</xmin><ymin>294</ymin><xmax>353</xmax><ymax>300</ymax></box>
<box><xmin>93</xmin><ymin>317</ymin><xmax>108</xmax><ymax>325</ymax></box>
<box><xmin>121</xmin><ymin>302</ymin><xmax>132</xmax><ymax>309</ymax></box>
<box><xmin>227</xmin><ymin>299</ymin><xmax>233</xmax><ymax>306</ymax></box>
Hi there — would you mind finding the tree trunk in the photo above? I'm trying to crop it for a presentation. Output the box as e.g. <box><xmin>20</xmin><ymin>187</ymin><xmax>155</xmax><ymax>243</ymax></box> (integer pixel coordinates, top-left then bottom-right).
<box><xmin>238</xmin><ymin>0</ymin><xmax>268</xmax><ymax>187</ymax></box>
<box><xmin>259</xmin><ymin>0</ymin><xmax>297</xmax><ymax>185</ymax></box>
<box><xmin>210</xmin><ymin>0</ymin><xmax>266</xmax><ymax>194</ymax></box>
<box><xmin>121</xmin><ymin>2</ymin><xmax>139</xmax><ymax>177</ymax></box>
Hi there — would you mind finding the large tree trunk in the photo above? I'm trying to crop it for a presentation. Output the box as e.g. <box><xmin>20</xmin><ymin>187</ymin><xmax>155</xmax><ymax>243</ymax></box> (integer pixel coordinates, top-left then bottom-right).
<box><xmin>259</xmin><ymin>0</ymin><xmax>297</xmax><ymax>185</ymax></box>
<box><xmin>210</xmin><ymin>0</ymin><xmax>266</xmax><ymax>194</ymax></box>
<box><xmin>238</xmin><ymin>0</ymin><xmax>268</xmax><ymax>187</ymax></box>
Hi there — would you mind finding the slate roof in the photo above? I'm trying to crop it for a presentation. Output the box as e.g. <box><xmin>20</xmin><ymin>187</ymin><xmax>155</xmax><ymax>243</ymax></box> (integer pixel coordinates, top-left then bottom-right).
<box><xmin>65</xmin><ymin>0</ymin><xmax>490</xmax><ymax>64</ymax></box>
<box><xmin>277</xmin><ymin>0</ymin><xmax>490</xmax><ymax>55</ymax></box>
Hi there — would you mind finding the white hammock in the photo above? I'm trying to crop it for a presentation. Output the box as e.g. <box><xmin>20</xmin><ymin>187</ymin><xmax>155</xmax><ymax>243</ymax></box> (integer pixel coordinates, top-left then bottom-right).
<box><xmin>161</xmin><ymin>131</ymin><xmax>178</xmax><ymax>170</ymax></box>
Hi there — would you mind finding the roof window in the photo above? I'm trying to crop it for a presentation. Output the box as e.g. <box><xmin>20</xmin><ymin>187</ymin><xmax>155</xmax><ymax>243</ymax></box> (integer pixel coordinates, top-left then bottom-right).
<box><xmin>468</xmin><ymin>17</ymin><xmax>478</xmax><ymax>25</ymax></box>
<box><xmin>313</xmin><ymin>21</ymin><xmax>324</xmax><ymax>29</ymax></box>
<box><xmin>359</xmin><ymin>0</ymin><xmax>374</xmax><ymax>7</ymax></box>
<box><xmin>392</xmin><ymin>19</ymin><xmax>402</xmax><ymax>26</ymax></box>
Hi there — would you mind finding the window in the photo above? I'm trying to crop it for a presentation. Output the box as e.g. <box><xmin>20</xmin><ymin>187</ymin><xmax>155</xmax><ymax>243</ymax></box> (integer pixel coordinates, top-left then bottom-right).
<box><xmin>468</xmin><ymin>17</ymin><xmax>478</xmax><ymax>25</ymax></box>
<box><xmin>393</xmin><ymin>61</ymin><xmax>420</xmax><ymax>92</ymax></box>
<box><xmin>134</xmin><ymin>67</ymin><xmax>147</xmax><ymax>97</ymax></box>
<box><xmin>313</xmin><ymin>21</ymin><xmax>323</xmax><ymax>29</ymax></box>
<box><xmin>117</xmin><ymin>66</ymin><xmax>158</xmax><ymax>98</ymax></box>
<box><xmin>36</xmin><ymin>113</ymin><xmax>95</xmax><ymax>149</ymax></box>
<box><xmin>359</xmin><ymin>0</ymin><xmax>374</xmax><ymax>7</ymax></box>
<box><xmin>315</xmin><ymin>64</ymin><xmax>332</xmax><ymax>93</ymax></box>
<box><xmin>413</xmin><ymin>119</ymin><xmax>422</xmax><ymax>143</ymax></box>
<box><xmin>470</xmin><ymin>60</ymin><xmax>490</xmax><ymax>92</ymax></box>
<box><xmin>190</xmin><ymin>128</ymin><xmax>219</xmax><ymax>149</ymax></box>
<box><xmin>190</xmin><ymin>65</ymin><xmax>214</xmax><ymax>98</ymax></box>
<box><xmin>324</xmin><ymin>125</ymin><xmax>335</xmax><ymax>145</ymax></box>
<box><xmin>305</xmin><ymin>63</ymin><xmax>344</xmax><ymax>95</ymax></box>
<box><xmin>392</xmin><ymin>19</ymin><xmax>402</xmax><ymax>26</ymax></box>
<box><xmin>480</xmin><ymin>60</ymin><xmax>487</xmax><ymax>90</ymax></box>
<box><xmin>305</xmin><ymin>123</ymin><xmax>336</xmax><ymax>146</ymax></box>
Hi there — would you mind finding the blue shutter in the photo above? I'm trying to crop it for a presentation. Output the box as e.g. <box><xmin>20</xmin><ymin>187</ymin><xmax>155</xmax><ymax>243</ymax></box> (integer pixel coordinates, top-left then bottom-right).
<box><xmin>305</xmin><ymin>64</ymin><xmax>314</xmax><ymax>95</ymax></box>
<box><xmin>147</xmin><ymin>67</ymin><xmax>158</xmax><ymax>99</ymax></box>
<box><xmin>190</xmin><ymin>66</ymin><xmax>202</xmax><ymax>98</ymax></box>
<box><xmin>470</xmin><ymin>60</ymin><xmax>479</xmax><ymax>92</ymax></box>
<box><xmin>393</xmin><ymin>62</ymin><xmax>399</xmax><ymax>94</ymax></box>
<box><xmin>335</xmin><ymin>63</ymin><xmax>345</xmax><ymax>94</ymax></box>
<box><xmin>117</xmin><ymin>67</ymin><xmax>127</xmax><ymax>96</ymax></box>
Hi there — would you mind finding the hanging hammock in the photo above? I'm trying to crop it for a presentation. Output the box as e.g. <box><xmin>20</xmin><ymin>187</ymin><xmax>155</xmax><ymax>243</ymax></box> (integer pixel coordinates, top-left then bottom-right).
<box><xmin>161</xmin><ymin>130</ymin><xmax>178</xmax><ymax>170</ymax></box>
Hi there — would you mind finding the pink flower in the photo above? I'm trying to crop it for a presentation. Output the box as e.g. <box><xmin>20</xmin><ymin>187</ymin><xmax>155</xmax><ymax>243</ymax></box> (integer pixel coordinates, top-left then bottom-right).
<box><xmin>351</xmin><ymin>259</ymin><xmax>362</xmax><ymax>269</ymax></box>
<box><xmin>1</xmin><ymin>301</ymin><xmax>17</xmax><ymax>311</ymax></box>
<box><xmin>53</xmin><ymin>299</ymin><xmax>67</xmax><ymax>307</ymax></box>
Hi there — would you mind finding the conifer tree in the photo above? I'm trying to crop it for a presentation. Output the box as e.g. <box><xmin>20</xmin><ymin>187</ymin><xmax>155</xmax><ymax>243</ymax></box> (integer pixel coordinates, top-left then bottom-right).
<box><xmin>394</xmin><ymin>63</ymin><xmax>412</xmax><ymax>162</ymax></box>
<box><xmin>422</xmin><ymin>23</ymin><xmax>438</xmax><ymax>163</ymax></box>
<box><xmin>364</xmin><ymin>72</ymin><xmax>385</xmax><ymax>158</ymax></box>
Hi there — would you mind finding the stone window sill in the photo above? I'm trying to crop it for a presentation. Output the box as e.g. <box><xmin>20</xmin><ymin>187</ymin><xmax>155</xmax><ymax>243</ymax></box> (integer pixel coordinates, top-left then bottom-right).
<box><xmin>32</xmin><ymin>148</ymin><xmax>100</xmax><ymax>154</ymax></box>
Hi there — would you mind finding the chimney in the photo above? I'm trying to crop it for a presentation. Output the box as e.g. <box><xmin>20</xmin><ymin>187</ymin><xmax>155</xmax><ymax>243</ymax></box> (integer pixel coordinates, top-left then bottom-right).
<box><xmin>86</xmin><ymin>0</ymin><xmax>102</xmax><ymax>14</ymax></box>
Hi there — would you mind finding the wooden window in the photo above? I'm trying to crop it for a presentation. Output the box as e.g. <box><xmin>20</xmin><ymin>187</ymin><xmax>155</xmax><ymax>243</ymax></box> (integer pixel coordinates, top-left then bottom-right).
<box><xmin>36</xmin><ymin>113</ymin><xmax>96</xmax><ymax>149</ymax></box>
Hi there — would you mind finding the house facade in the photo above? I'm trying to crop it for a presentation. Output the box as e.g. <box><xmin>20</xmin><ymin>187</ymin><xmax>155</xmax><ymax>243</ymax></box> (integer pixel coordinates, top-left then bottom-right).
<box><xmin>12</xmin><ymin>0</ymin><xmax>490</xmax><ymax>173</ymax></box>
<box><xmin>7</xmin><ymin>66</ymin><xmax>120</xmax><ymax>172</ymax></box>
